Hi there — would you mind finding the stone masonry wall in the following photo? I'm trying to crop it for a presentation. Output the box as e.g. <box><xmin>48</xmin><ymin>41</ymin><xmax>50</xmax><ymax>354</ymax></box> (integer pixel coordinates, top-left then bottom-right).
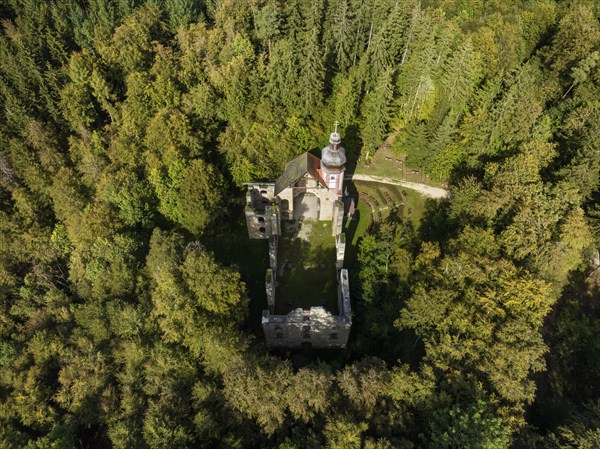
<box><xmin>262</xmin><ymin>306</ymin><xmax>351</xmax><ymax>348</ymax></box>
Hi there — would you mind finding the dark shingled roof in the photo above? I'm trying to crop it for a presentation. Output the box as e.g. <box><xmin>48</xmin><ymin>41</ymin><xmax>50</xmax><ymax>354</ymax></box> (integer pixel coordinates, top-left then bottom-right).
<box><xmin>321</xmin><ymin>132</ymin><xmax>347</xmax><ymax>168</ymax></box>
<box><xmin>275</xmin><ymin>152</ymin><xmax>326</xmax><ymax>195</ymax></box>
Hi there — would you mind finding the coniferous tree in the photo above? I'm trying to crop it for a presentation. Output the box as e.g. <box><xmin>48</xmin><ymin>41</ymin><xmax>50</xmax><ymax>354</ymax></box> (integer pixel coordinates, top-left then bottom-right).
<box><xmin>0</xmin><ymin>2</ymin><xmax>598</xmax><ymax>448</ymax></box>
<box><xmin>360</xmin><ymin>66</ymin><xmax>394</xmax><ymax>159</ymax></box>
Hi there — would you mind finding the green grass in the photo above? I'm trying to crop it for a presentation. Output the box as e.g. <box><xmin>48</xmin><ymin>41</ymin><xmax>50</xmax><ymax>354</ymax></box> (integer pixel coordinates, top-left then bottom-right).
<box><xmin>353</xmin><ymin>180</ymin><xmax>427</xmax><ymax>230</ymax></box>
<box><xmin>352</xmin><ymin>145</ymin><xmax>443</xmax><ymax>187</ymax></box>
<box><xmin>382</xmin><ymin>184</ymin><xmax>405</xmax><ymax>203</ymax></box>
<box><xmin>347</xmin><ymin>201</ymin><xmax>372</xmax><ymax>245</ymax></box>
<box><xmin>356</xmin><ymin>181</ymin><xmax>401</xmax><ymax>204</ymax></box>
<box><xmin>274</xmin><ymin>221</ymin><xmax>338</xmax><ymax>315</ymax></box>
<box><xmin>403</xmin><ymin>189</ymin><xmax>427</xmax><ymax>228</ymax></box>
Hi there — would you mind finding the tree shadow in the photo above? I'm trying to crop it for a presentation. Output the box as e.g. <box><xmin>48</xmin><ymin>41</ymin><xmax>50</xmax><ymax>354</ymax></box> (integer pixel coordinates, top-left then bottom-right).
<box><xmin>417</xmin><ymin>197</ymin><xmax>459</xmax><ymax>244</ymax></box>
<box><xmin>201</xmin><ymin>202</ymin><xmax>269</xmax><ymax>336</ymax></box>
<box><xmin>527</xmin><ymin>268</ymin><xmax>600</xmax><ymax>433</ymax></box>
<box><xmin>342</xmin><ymin>124</ymin><xmax>364</xmax><ymax>178</ymax></box>
<box><xmin>342</xmin><ymin>212</ymin><xmax>426</xmax><ymax>365</ymax></box>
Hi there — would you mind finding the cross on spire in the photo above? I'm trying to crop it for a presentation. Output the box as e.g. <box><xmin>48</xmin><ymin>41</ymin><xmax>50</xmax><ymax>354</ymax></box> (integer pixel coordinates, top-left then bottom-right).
<box><xmin>334</xmin><ymin>120</ymin><xmax>339</xmax><ymax>133</ymax></box>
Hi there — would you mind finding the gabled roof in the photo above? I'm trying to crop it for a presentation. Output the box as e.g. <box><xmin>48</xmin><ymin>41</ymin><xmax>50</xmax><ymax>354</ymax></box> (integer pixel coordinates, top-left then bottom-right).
<box><xmin>275</xmin><ymin>152</ymin><xmax>326</xmax><ymax>195</ymax></box>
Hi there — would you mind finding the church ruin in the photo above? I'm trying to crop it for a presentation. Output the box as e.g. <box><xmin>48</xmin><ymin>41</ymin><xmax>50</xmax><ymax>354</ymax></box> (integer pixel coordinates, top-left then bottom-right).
<box><xmin>244</xmin><ymin>129</ymin><xmax>352</xmax><ymax>348</ymax></box>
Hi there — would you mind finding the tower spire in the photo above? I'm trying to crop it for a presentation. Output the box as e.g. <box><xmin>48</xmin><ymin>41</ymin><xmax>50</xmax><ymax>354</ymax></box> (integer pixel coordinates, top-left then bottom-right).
<box><xmin>321</xmin><ymin>125</ymin><xmax>346</xmax><ymax>197</ymax></box>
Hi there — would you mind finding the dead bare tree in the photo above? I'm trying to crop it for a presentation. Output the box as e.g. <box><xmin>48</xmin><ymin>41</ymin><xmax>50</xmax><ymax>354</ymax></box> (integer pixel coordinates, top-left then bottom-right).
<box><xmin>0</xmin><ymin>151</ymin><xmax>16</xmax><ymax>184</ymax></box>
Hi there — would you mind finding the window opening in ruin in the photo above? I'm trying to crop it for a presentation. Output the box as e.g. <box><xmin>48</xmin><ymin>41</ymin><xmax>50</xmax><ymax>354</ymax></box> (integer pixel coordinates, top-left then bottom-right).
<box><xmin>259</xmin><ymin>227</ymin><xmax>266</xmax><ymax>233</ymax></box>
<box><xmin>302</xmin><ymin>325</ymin><xmax>311</xmax><ymax>338</ymax></box>
<box><xmin>258</xmin><ymin>216</ymin><xmax>265</xmax><ymax>223</ymax></box>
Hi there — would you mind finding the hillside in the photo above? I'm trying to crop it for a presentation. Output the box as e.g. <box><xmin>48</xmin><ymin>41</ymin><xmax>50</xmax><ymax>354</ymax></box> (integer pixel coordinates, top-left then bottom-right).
<box><xmin>0</xmin><ymin>1</ymin><xmax>599</xmax><ymax>448</ymax></box>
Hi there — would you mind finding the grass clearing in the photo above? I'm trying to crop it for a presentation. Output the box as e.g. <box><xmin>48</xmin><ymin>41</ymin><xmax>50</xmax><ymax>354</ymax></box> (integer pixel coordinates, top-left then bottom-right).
<box><xmin>346</xmin><ymin>200</ymin><xmax>372</xmax><ymax>247</ymax></box>
<box><xmin>352</xmin><ymin>145</ymin><xmax>444</xmax><ymax>188</ymax></box>
<box><xmin>275</xmin><ymin>220</ymin><xmax>338</xmax><ymax>315</ymax></box>
<box><xmin>403</xmin><ymin>189</ymin><xmax>427</xmax><ymax>228</ymax></box>
<box><xmin>353</xmin><ymin>180</ymin><xmax>428</xmax><ymax>230</ymax></box>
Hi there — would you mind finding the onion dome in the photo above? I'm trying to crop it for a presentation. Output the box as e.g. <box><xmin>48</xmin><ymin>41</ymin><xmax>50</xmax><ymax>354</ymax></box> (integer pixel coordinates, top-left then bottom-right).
<box><xmin>321</xmin><ymin>131</ymin><xmax>346</xmax><ymax>168</ymax></box>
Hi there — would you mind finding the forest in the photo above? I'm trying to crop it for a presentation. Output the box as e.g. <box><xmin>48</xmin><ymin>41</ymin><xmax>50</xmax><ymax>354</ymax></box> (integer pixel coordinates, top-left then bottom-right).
<box><xmin>0</xmin><ymin>0</ymin><xmax>599</xmax><ymax>447</ymax></box>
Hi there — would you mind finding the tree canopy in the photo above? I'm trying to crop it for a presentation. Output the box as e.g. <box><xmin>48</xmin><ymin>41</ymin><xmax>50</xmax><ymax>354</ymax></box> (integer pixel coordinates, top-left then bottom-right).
<box><xmin>0</xmin><ymin>0</ymin><xmax>599</xmax><ymax>448</ymax></box>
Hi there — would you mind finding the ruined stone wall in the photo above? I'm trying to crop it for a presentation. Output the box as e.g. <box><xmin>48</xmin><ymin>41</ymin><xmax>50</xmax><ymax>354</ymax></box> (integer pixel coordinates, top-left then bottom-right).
<box><xmin>265</xmin><ymin>269</ymin><xmax>275</xmax><ymax>312</ymax></box>
<box><xmin>262</xmin><ymin>306</ymin><xmax>351</xmax><ymax>348</ymax></box>
<box><xmin>245</xmin><ymin>183</ymin><xmax>279</xmax><ymax>239</ymax></box>
<box><xmin>268</xmin><ymin>235</ymin><xmax>278</xmax><ymax>270</ymax></box>
<box><xmin>246</xmin><ymin>183</ymin><xmax>352</xmax><ymax>349</ymax></box>
<box><xmin>332</xmin><ymin>200</ymin><xmax>344</xmax><ymax>236</ymax></box>
<box><xmin>278</xmin><ymin>188</ymin><xmax>294</xmax><ymax>220</ymax></box>
<box><xmin>336</xmin><ymin>234</ymin><xmax>346</xmax><ymax>270</ymax></box>
<box><xmin>338</xmin><ymin>269</ymin><xmax>351</xmax><ymax>318</ymax></box>
<box><xmin>278</xmin><ymin>181</ymin><xmax>338</xmax><ymax>222</ymax></box>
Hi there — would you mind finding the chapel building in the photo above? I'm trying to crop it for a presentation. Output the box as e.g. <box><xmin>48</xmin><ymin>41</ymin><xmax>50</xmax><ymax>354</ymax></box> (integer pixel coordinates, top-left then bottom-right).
<box><xmin>244</xmin><ymin>130</ymin><xmax>352</xmax><ymax>348</ymax></box>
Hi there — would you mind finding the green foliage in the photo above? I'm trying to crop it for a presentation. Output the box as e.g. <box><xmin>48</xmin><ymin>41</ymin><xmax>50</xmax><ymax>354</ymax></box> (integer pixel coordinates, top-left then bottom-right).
<box><xmin>164</xmin><ymin>0</ymin><xmax>202</xmax><ymax>32</ymax></box>
<box><xmin>429</xmin><ymin>401</ymin><xmax>511</xmax><ymax>449</ymax></box>
<box><xmin>180</xmin><ymin>244</ymin><xmax>248</xmax><ymax>317</ymax></box>
<box><xmin>147</xmin><ymin>228</ymin><xmax>248</xmax><ymax>351</ymax></box>
<box><xmin>399</xmin><ymin>227</ymin><xmax>555</xmax><ymax>409</ymax></box>
<box><xmin>148</xmin><ymin>155</ymin><xmax>226</xmax><ymax>235</ymax></box>
<box><xmin>545</xmin><ymin>3</ymin><xmax>600</xmax><ymax>73</ymax></box>
<box><xmin>360</xmin><ymin>66</ymin><xmax>394</xmax><ymax>159</ymax></box>
<box><xmin>542</xmin><ymin>400</ymin><xmax>600</xmax><ymax>449</ymax></box>
<box><xmin>99</xmin><ymin>3</ymin><xmax>165</xmax><ymax>73</ymax></box>
<box><xmin>337</xmin><ymin>357</ymin><xmax>391</xmax><ymax>418</ymax></box>
<box><xmin>358</xmin><ymin>217</ymin><xmax>416</xmax><ymax>304</ymax></box>
<box><xmin>175</xmin><ymin>159</ymin><xmax>226</xmax><ymax>235</ymax></box>
<box><xmin>324</xmin><ymin>417</ymin><xmax>368</xmax><ymax>449</ymax></box>
<box><xmin>222</xmin><ymin>355</ymin><xmax>292</xmax><ymax>435</ymax></box>
<box><xmin>0</xmin><ymin>1</ymin><xmax>598</xmax><ymax>448</ymax></box>
<box><xmin>98</xmin><ymin>169</ymin><xmax>156</xmax><ymax>227</ymax></box>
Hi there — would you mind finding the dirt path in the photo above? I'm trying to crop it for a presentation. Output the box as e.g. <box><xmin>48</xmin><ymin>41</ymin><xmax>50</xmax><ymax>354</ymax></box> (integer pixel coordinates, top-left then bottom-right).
<box><xmin>346</xmin><ymin>174</ymin><xmax>449</xmax><ymax>199</ymax></box>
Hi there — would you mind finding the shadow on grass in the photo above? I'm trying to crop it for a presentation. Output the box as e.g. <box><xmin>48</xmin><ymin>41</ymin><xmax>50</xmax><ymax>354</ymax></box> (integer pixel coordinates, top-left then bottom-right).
<box><xmin>275</xmin><ymin>229</ymin><xmax>338</xmax><ymax>315</ymax></box>
<box><xmin>202</xmin><ymin>201</ymin><xmax>269</xmax><ymax>336</ymax></box>
<box><xmin>417</xmin><ymin>197</ymin><xmax>457</xmax><ymax>244</ymax></box>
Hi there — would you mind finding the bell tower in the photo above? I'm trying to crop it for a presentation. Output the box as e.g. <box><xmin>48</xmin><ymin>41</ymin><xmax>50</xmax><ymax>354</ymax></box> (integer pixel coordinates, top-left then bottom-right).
<box><xmin>320</xmin><ymin>122</ymin><xmax>346</xmax><ymax>198</ymax></box>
